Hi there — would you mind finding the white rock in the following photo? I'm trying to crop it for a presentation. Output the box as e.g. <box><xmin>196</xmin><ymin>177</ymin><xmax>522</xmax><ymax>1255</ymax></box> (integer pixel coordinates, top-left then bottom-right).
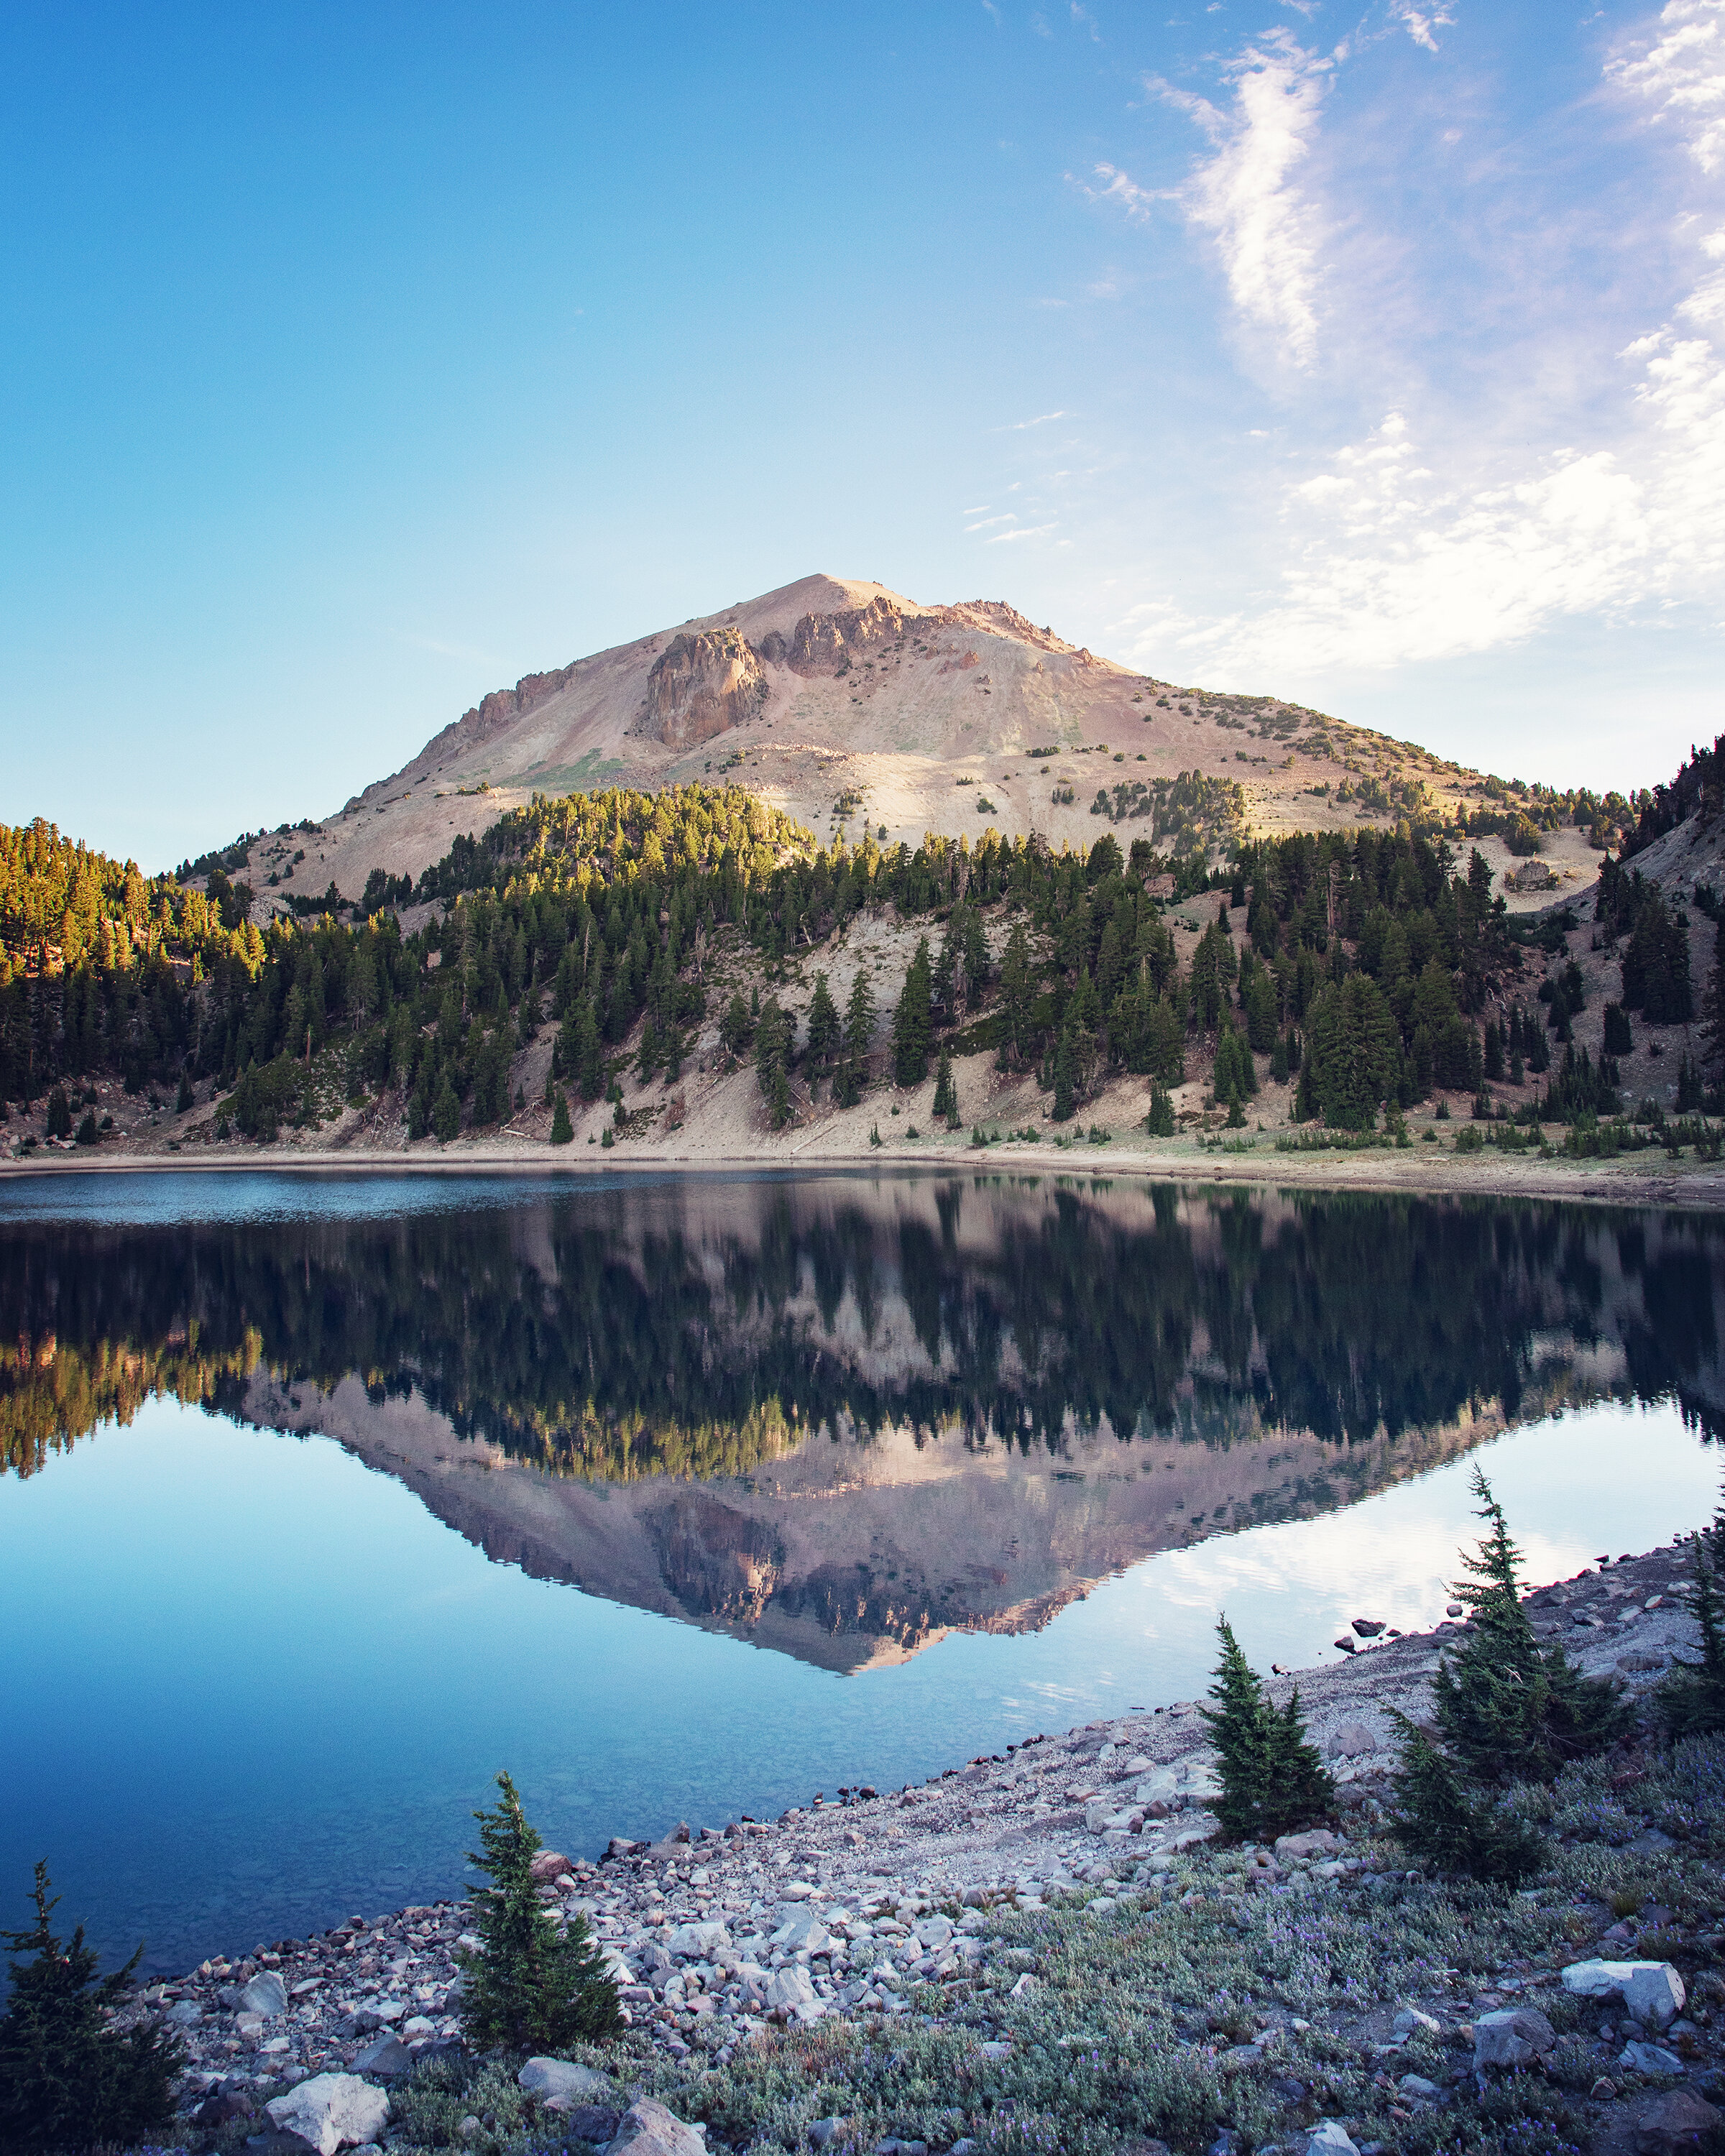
<box><xmin>1393</xmin><ymin>2006</ymin><xmax>1441</xmax><ymax>2037</ymax></box>
<box><xmin>1305</xmin><ymin>2122</ymin><xmax>1359</xmax><ymax>2156</ymax></box>
<box><xmin>264</xmin><ymin>2072</ymin><xmax>390</xmax><ymax>2155</ymax></box>
<box><xmin>1276</xmin><ymin>1829</ymin><xmax>1338</xmax><ymax>1861</ymax></box>
<box><xmin>518</xmin><ymin>2058</ymin><xmax>611</xmax><ymax>2104</ymax></box>
<box><xmin>1399</xmin><ymin>2075</ymin><xmax>1441</xmax><ymax>2102</ymax></box>
<box><xmin>914</xmin><ymin>1915</ymin><xmax>954</xmax><ymax>1953</ymax></box>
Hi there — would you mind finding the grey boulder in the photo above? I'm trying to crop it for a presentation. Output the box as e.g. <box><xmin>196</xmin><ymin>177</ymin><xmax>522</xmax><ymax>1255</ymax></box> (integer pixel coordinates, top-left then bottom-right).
<box><xmin>519</xmin><ymin>2058</ymin><xmax>612</xmax><ymax>2106</ymax></box>
<box><xmin>1620</xmin><ymin>2041</ymin><xmax>1685</xmax><ymax>2076</ymax></box>
<box><xmin>1473</xmin><ymin>2008</ymin><xmax>1556</xmax><ymax>2070</ymax></box>
<box><xmin>240</xmin><ymin>1970</ymin><xmax>289</xmax><ymax>2017</ymax></box>
<box><xmin>1634</xmin><ymin>2090</ymin><xmax>1722</xmax><ymax>2155</ymax></box>
<box><xmin>350</xmin><ymin>2033</ymin><xmax>412</xmax><ymax>2078</ymax></box>
<box><xmin>1563</xmin><ymin>1960</ymin><xmax>1686</xmax><ymax>2032</ymax></box>
<box><xmin>1305</xmin><ymin>2124</ymin><xmax>1359</xmax><ymax>2156</ymax></box>
<box><xmin>604</xmin><ymin>2096</ymin><xmax>707</xmax><ymax>2156</ymax></box>
<box><xmin>263</xmin><ymin>2072</ymin><xmax>390</xmax><ymax>2155</ymax></box>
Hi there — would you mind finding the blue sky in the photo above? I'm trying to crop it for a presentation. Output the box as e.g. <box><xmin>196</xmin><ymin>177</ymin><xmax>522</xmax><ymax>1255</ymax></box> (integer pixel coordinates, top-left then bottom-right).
<box><xmin>4</xmin><ymin>0</ymin><xmax>1722</xmax><ymax>868</ymax></box>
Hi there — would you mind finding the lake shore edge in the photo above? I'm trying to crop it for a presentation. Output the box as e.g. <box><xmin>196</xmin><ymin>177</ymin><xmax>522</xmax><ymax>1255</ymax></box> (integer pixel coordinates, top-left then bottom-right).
<box><xmin>144</xmin><ymin>1532</ymin><xmax>1705</xmax><ymax>2099</ymax></box>
<box><xmin>6</xmin><ymin>1137</ymin><xmax>1725</xmax><ymax>1210</ymax></box>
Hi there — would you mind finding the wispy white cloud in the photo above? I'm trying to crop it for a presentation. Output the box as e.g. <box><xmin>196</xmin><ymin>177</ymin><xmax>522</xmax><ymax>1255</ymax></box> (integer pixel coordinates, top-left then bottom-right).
<box><xmin>1391</xmin><ymin>1</ymin><xmax>1455</xmax><ymax>51</ymax></box>
<box><xmin>1145</xmin><ymin>31</ymin><xmax>1331</xmax><ymax>365</ymax></box>
<box><xmin>966</xmin><ymin>512</ymin><xmax>1021</xmax><ymax>531</ymax></box>
<box><xmin>987</xmin><ymin>522</ymin><xmax>1059</xmax><ymax>542</ymax></box>
<box><xmin>980</xmin><ymin>0</ymin><xmax>1001</xmax><ymax>21</ymax></box>
<box><xmin>995</xmin><ymin>409</ymin><xmax>1071</xmax><ymax>428</ymax></box>
<box><xmin>1072</xmin><ymin>1</ymin><xmax>1102</xmax><ymax>40</ymax></box>
<box><xmin>1606</xmin><ymin>0</ymin><xmax>1725</xmax><ymax>175</ymax></box>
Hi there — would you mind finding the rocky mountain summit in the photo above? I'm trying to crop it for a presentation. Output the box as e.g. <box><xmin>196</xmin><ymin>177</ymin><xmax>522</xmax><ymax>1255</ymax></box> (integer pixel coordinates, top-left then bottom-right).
<box><xmin>270</xmin><ymin>573</ymin><xmax>1577</xmax><ymax>921</ymax></box>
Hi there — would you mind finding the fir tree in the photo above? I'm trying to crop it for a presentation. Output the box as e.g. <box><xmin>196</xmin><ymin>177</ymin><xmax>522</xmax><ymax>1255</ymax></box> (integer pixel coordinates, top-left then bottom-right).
<box><xmin>458</xmin><ymin>1774</ymin><xmax>620</xmax><ymax>2053</ymax></box>
<box><xmin>1659</xmin><ymin>1494</ymin><xmax>1725</xmax><ymax>1739</ymax></box>
<box><xmin>1386</xmin><ymin>1719</ymin><xmax>1545</xmax><ymax>1885</ymax></box>
<box><xmin>574</xmin><ymin>998</ymin><xmax>604</xmax><ymax>1102</ymax></box>
<box><xmin>45</xmin><ymin>1086</ymin><xmax>70</xmax><ymax>1140</ymax></box>
<box><xmin>1200</xmin><ymin>1618</ymin><xmax>1335</xmax><ymax>1841</ymax></box>
<box><xmin>836</xmin><ymin>968</ymin><xmax>875</xmax><ymax>1106</ymax></box>
<box><xmin>932</xmin><ymin>1049</ymin><xmax>958</xmax><ymax>1128</ymax></box>
<box><xmin>1389</xmin><ymin>1471</ymin><xmax>1624</xmax><ymax>1881</ymax></box>
<box><xmin>806</xmin><ymin>972</ymin><xmax>840</xmax><ymax>1072</ymax></box>
<box><xmin>432</xmin><ymin>1074</ymin><xmax>461</xmax><ymax>1141</ymax></box>
<box><xmin>1146</xmin><ymin>1084</ymin><xmax>1175</xmax><ymax>1137</ymax></box>
<box><xmin>892</xmin><ymin>937</ymin><xmax>934</xmax><ymax>1086</ymax></box>
<box><xmin>1052</xmin><ymin>1028</ymin><xmax>1076</xmax><ymax>1122</ymax></box>
<box><xmin>0</xmin><ymin>1861</ymin><xmax>184</xmax><ymax>2154</ymax></box>
<box><xmin>549</xmin><ymin>1089</ymin><xmax>574</xmax><ymax>1145</ymax></box>
<box><xmin>719</xmin><ymin>991</ymin><xmax>752</xmax><ymax>1058</ymax></box>
<box><xmin>1430</xmin><ymin>1468</ymin><xmax>1625</xmax><ymax>1784</ymax></box>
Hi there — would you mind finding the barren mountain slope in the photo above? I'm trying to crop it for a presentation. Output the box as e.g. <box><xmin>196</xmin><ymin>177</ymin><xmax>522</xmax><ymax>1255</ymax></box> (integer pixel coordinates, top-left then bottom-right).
<box><xmin>259</xmin><ymin>573</ymin><xmax>1595</xmax><ymax>911</ymax></box>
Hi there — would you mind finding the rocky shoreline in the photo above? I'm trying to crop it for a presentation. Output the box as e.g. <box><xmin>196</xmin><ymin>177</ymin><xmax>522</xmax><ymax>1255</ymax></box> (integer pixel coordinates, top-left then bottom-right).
<box><xmin>137</xmin><ymin>1535</ymin><xmax>1720</xmax><ymax>2147</ymax></box>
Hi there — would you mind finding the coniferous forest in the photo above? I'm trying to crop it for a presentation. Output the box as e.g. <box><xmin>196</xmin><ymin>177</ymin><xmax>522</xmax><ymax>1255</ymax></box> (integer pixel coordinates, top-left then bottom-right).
<box><xmin>1</xmin><ymin>764</ymin><xmax>1720</xmax><ymax>1146</ymax></box>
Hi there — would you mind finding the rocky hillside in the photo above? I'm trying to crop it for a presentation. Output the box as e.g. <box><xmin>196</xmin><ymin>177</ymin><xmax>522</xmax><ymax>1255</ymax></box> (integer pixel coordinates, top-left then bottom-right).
<box><xmin>240</xmin><ymin>575</ymin><xmax>1604</xmax><ymax>919</ymax></box>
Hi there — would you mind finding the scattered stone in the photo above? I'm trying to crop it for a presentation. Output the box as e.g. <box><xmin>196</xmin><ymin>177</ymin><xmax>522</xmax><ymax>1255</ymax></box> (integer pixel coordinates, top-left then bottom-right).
<box><xmin>1274</xmin><ymin>1830</ymin><xmax>1338</xmax><ymax>1861</ymax></box>
<box><xmin>1592</xmin><ymin>2078</ymin><xmax>1618</xmax><ymax>2101</ymax></box>
<box><xmin>1333</xmin><ymin>1638</ymin><xmax>1357</xmax><ymax>1654</ymax></box>
<box><xmin>1327</xmin><ymin>1722</ymin><xmax>1376</xmax><ymax>1758</ymax></box>
<box><xmin>263</xmin><ymin>2072</ymin><xmax>390</xmax><ymax>2156</ymax></box>
<box><xmin>350</xmin><ymin>2033</ymin><xmax>412</xmax><ymax>2078</ymax></box>
<box><xmin>519</xmin><ymin>2057</ymin><xmax>612</xmax><ymax>2104</ymax></box>
<box><xmin>1305</xmin><ymin>2122</ymin><xmax>1359</xmax><ymax>2156</ymax></box>
<box><xmin>1635</xmin><ymin>2090</ymin><xmax>1723</xmax><ymax>2154</ymax></box>
<box><xmin>666</xmin><ymin>1920</ymin><xmax>731</xmax><ymax>1959</ymax></box>
<box><xmin>766</xmin><ymin>1965</ymin><xmax>818</xmax><ymax>2012</ymax></box>
<box><xmin>1398</xmin><ymin>2075</ymin><xmax>1440</xmax><ymax>2101</ymax></box>
<box><xmin>1621</xmin><ymin>2041</ymin><xmax>1685</xmax><ymax>2077</ymax></box>
<box><xmin>809</xmin><ymin>2120</ymin><xmax>845</xmax><ymax>2149</ymax></box>
<box><xmin>1351</xmin><ymin>1620</ymin><xmax>1386</xmax><ymax>1638</ymax></box>
<box><xmin>1473</xmin><ymin>2008</ymin><xmax>1556</xmax><ymax>2070</ymax></box>
<box><xmin>529</xmin><ymin>1851</ymin><xmax>573</xmax><ymax>1882</ymax></box>
<box><xmin>1393</xmin><ymin>2007</ymin><xmax>1441</xmax><ymax>2038</ymax></box>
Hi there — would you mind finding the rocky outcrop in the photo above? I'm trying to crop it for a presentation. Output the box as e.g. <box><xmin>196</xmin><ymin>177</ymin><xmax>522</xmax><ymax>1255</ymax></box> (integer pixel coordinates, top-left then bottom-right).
<box><xmin>643</xmin><ymin>630</ymin><xmax>768</xmax><ymax>747</ymax></box>
<box><xmin>410</xmin><ymin>662</ymin><xmax>584</xmax><ymax>770</ymax></box>
<box><xmin>788</xmin><ymin>595</ymin><xmax>934</xmax><ymax>675</ymax></box>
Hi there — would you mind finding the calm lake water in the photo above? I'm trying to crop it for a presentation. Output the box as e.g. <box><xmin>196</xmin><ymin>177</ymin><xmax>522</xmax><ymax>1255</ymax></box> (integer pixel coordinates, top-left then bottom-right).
<box><xmin>1</xmin><ymin>1168</ymin><xmax>1721</xmax><ymax>1977</ymax></box>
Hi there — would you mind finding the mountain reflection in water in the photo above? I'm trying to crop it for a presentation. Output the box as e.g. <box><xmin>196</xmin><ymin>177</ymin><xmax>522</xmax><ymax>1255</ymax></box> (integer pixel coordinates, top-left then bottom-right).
<box><xmin>3</xmin><ymin>1173</ymin><xmax>1721</xmax><ymax>1671</ymax></box>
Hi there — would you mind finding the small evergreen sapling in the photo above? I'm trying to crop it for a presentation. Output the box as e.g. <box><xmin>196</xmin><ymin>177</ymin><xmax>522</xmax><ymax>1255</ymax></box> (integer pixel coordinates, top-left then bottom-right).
<box><xmin>0</xmin><ymin>1861</ymin><xmax>184</xmax><ymax>2154</ymax></box>
<box><xmin>1201</xmin><ymin>1618</ymin><xmax>1335</xmax><ymax>1841</ymax></box>
<box><xmin>1660</xmin><ymin>1494</ymin><xmax>1725</xmax><ymax>1738</ymax></box>
<box><xmin>456</xmin><ymin>1772</ymin><xmax>620</xmax><ymax>2053</ymax></box>
<box><xmin>1389</xmin><ymin>1469</ymin><xmax>1624</xmax><ymax>1882</ymax></box>
<box><xmin>549</xmin><ymin>1089</ymin><xmax>574</xmax><ymax>1145</ymax></box>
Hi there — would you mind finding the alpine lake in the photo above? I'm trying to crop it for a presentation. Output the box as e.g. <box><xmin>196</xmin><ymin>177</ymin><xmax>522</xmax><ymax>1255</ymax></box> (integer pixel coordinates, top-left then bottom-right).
<box><xmin>1</xmin><ymin>1167</ymin><xmax>1721</xmax><ymax>1979</ymax></box>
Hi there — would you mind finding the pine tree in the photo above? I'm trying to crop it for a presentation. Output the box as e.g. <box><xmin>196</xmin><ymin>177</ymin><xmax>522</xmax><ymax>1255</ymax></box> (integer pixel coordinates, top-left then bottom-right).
<box><xmin>0</xmin><ymin>1861</ymin><xmax>184</xmax><ymax>2154</ymax></box>
<box><xmin>45</xmin><ymin>1087</ymin><xmax>70</xmax><ymax>1140</ymax></box>
<box><xmin>1052</xmin><ymin>1027</ymin><xmax>1076</xmax><ymax>1122</ymax></box>
<box><xmin>457</xmin><ymin>1773</ymin><xmax>620</xmax><ymax>2053</ymax></box>
<box><xmin>1430</xmin><ymin>1468</ymin><xmax>1626</xmax><ymax>1784</ymax></box>
<box><xmin>432</xmin><ymin>1074</ymin><xmax>461</xmax><ymax>1141</ymax></box>
<box><xmin>1200</xmin><ymin>1618</ymin><xmax>1335</xmax><ymax>1841</ymax></box>
<box><xmin>549</xmin><ymin>1089</ymin><xmax>574</xmax><ymax>1145</ymax></box>
<box><xmin>998</xmin><ymin>921</ymin><xmax>1034</xmax><ymax>1069</ymax></box>
<box><xmin>1387</xmin><ymin>1719</ymin><xmax>1545</xmax><ymax>1885</ymax></box>
<box><xmin>933</xmin><ymin>1049</ymin><xmax>958</xmax><ymax>1128</ymax></box>
<box><xmin>806</xmin><ymin>972</ymin><xmax>840</xmax><ymax>1072</ymax></box>
<box><xmin>892</xmin><ymin>937</ymin><xmax>934</xmax><ymax>1086</ymax></box>
<box><xmin>574</xmin><ymin>998</ymin><xmax>604</xmax><ymax>1101</ymax></box>
<box><xmin>1146</xmin><ymin>1084</ymin><xmax>1175</xmax><ymax>1136</ymax></box>
<box><xmin>836</xmin><ymin>968</ymin><xmax>875</xmax><ymax>1106</ymax></box>
<box><xmin>720</xmin><ymin>991</ymin><xmax>752</xmax><ymax>1057</ymax></box>
<box><xmin>1660</xmin><ymin>1495</ymin><xmax>1725</xmax><ymax>1738</ymax></box>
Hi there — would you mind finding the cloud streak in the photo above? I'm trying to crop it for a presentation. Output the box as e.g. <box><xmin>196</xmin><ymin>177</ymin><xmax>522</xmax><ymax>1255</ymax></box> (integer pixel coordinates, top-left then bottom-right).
<box><xmin>1146</xmin><ymin>31</ymin><xmax>1330</xmax><ymax>366</ymax></box>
